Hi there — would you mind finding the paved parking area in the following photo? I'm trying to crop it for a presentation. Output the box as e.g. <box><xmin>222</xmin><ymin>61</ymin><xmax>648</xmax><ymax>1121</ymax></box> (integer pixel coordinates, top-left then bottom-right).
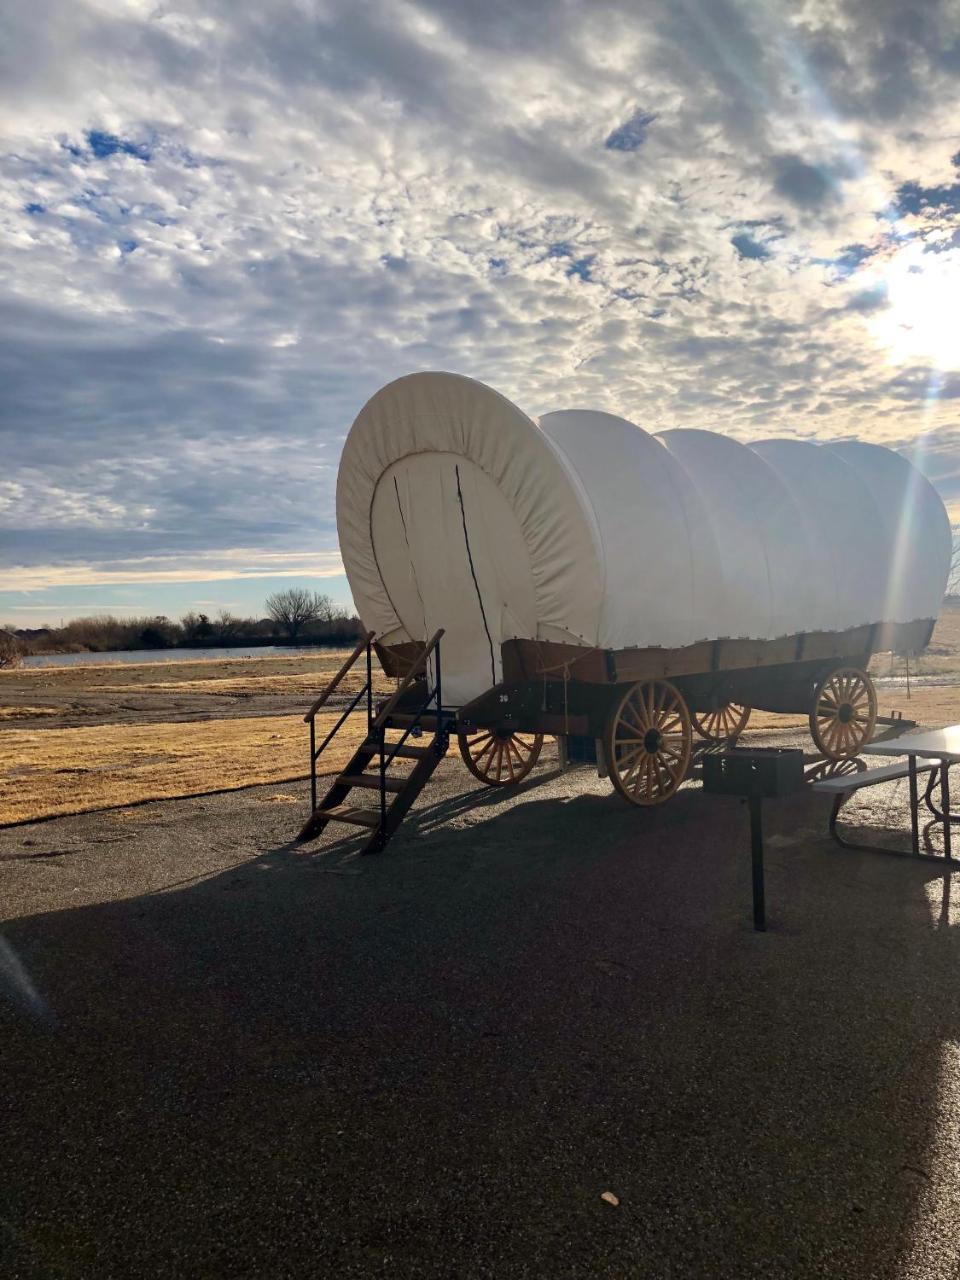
<box><xmin>3</xmin><ymin>749</ymin><xmax>960</xmax><ymax>1277</ymax></box>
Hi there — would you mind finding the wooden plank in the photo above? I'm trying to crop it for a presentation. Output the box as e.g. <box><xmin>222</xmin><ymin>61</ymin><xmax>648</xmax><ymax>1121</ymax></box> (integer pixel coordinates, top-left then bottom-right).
<box><xmin>320</xmin><ymin>804</ymin><xmax>380</xmax><ymax>829</ymax></box>
<box><xmin>374</xmin><ymin>639</ymin><xmax>425</xmax><ymax>680</ymax></box>
<box><xmin>338</xmin><ymin>774</ymin><xmax>406</xmax><ymax>792</ymax></box>
<box><xmin>502</xmin><ymin>638</ymin><xmax>609</xmax><ymax>683</ymax></box>
<box><xmin>528</xmin><ymin>713</ymin><xmax>591</xmax><ymax>736</ymax></box>
<box><xmin>609</xmin><ymin>640</ymin><xmax>715</xmax><ymax>682</ymax></box>
<box><xmin>378</xmin><ymin>615</ymin><xmax>940</xmax><ymax>696</ymax></box>
<box><xmin>812</xmin><ymin>761</ymin><xmax>936</xmax><ymax>794</ymax></box>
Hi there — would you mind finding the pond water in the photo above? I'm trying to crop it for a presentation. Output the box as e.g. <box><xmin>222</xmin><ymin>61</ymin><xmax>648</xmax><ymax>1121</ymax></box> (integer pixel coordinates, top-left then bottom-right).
<box><xmin>21</xmin><ymin>645</ymin><xmax>329</xmax><ymax>669</ymax></box>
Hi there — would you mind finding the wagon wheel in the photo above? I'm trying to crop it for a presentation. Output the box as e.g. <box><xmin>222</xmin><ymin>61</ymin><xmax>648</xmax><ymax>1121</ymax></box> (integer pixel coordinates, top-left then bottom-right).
<box><xmin>604</xmin><ymin>680</ymin><xmax>693</xmax><ymax>807</ymax></box>
<box><xmin>691</xmin><ymin>703</ymin><xmax>752</xmax><ymax>742</ymax></box>
<box><xmin>458</xmin><ymin>729</ymin><xmax>544</xmax><ymax>786</ymax></box>
<box><xmin>809</xmin><ymin>666</ymin><xmax>877</xmax><ymax>761</ymax></box>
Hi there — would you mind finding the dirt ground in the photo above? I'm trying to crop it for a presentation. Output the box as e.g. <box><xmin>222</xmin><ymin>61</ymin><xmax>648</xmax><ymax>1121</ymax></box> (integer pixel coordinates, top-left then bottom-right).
<box><xmin>0</xmin><ymin>650</ymin><xmax>395</xmax><ymax>731</ymax></box>
<box><xmin>3</xmin><ymin>745</ymin><xmax>960</xmax><ymax>1277</ymax></box>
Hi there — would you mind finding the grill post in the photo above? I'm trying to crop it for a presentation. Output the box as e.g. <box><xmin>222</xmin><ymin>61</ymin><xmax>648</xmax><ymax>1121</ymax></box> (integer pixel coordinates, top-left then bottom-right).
<box><xmin>309</xmin><ymin>716</ymin><xmax>317</xmax><ymax>812</ymax></box>
<box><xmin>435</xmin><ymin>641</ymin><xmax>442</xmax><ymax>721</ymax></box>
<box><xmin>378</xmin><ymin>724</ymin><xmax>387</xmax><ymax>841</ymax></box>
<box><xmin>702</xmin><ymin>747</ymin><xmax>803</xmax><ymax>932</ymax></box>
<box><xmin>748</xmin><ymin>791</ymin><xmax>765</xmax><ymax>932</ymax></box>
<box><xmin>366</xmin><ymin>636</ymin><xmax>373</xmax><ymax>734</ymax></box>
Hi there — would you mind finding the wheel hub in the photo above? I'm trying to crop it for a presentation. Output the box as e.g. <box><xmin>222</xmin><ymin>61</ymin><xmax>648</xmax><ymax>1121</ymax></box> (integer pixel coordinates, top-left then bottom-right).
<box><xmin>838</xmin><ymin>703</ymin><xmax>853</xmax><ymax>724</ymax></box>
<box><xmin>644</xmin><ymin>728</ymin><xmax>663</xmax><ymax>753</ymax></box>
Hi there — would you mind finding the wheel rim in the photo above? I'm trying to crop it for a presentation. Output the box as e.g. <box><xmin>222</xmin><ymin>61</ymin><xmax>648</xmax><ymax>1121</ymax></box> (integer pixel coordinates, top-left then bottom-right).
<box><xmin>605</xmin><ymin>680</ymin><xmax>692</xmax><ymax>806</ymax></box>
<box><xmin>692</xmin><ymin>703</ymin><xmax>751</xmax><ymax>742</ymax></box>
<box><xmin>458</xmin><ymin>729</ymin><xmax>543</xmax><ymax>786</ymax></box>
<box><xmin>810</xmin><ymin>667</ymin><xmax>877</xmax><ymax>760</ymax></box>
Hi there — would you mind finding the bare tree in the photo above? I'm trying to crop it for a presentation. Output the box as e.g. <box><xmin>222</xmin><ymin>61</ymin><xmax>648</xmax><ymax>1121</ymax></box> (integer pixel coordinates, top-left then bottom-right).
<box><xmin>0</xmin><ymin>628</ymin><xmax>22</xmax><ymax>669</ymax></box>
<box><xmin>265</xmin><ymin>588</ymin><xmax>333</xmax><ymax>640</ymax></box>
<box><xmin>214</xmin><ymin>609</ymin><xmax>242</xmax><ymax>642</ymax></box>
<box><xmin>180</xmin><ymin>611</ymin><xmax>214</xmax><ymax>644</ymax></box>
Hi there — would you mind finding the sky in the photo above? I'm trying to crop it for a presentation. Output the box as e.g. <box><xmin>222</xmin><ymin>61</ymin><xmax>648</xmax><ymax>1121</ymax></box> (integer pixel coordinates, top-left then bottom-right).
<box><xmin>2</xmin><ymin>0</ymin><xmax>960</xmax><ymax>628</ymax></box>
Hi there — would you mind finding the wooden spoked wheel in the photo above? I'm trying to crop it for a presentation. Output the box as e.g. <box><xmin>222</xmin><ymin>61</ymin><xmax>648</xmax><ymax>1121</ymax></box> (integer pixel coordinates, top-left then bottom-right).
<box><xmin>810</xmin><ymin>667</ymin><xmax>877</xmax><ymax>760</ymax></box>
<box><xmin>691</xmin><ymin>703</ymin><xmax>752</xmax><ymax>742</ymax></box>
<box><xmin>458</xmin><ymin>729</ymin><xmax>544</xmax><ymax>787</ymax></box>
<box><xmin>604</xmin><ymin>680</ymin><xmax>693</xmax><ymax>807</ymax></box>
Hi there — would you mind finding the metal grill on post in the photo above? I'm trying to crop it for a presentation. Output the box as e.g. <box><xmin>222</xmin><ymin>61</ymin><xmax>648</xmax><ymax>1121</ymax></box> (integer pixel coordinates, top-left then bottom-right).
<box><xmin>702</xmin><ymin>748</ymin><xmax>805</xmax><ymax>931</ymax></box>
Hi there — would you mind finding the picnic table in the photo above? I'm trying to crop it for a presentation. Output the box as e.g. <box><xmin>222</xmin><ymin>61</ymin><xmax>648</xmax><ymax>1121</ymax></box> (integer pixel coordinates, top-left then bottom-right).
<box><xmin>812</xmin><ymin>725</ymin><xmax>960</xmax><ymax>865</ymax></box>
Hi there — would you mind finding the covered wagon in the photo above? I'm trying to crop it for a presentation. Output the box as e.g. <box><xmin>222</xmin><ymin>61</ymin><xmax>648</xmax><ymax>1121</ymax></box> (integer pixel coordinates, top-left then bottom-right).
<box><xmin>300</xmin><ymin>371</ymin><xmax>951</xmax><ymax>847</ymax></box>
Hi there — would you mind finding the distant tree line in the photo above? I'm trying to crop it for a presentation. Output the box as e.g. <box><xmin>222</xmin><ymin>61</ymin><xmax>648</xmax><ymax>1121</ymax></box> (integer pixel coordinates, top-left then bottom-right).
<box><xmin>4</xmin><ymin>589</ymin><xmax>364</xmax><ymax>657</ymax></box>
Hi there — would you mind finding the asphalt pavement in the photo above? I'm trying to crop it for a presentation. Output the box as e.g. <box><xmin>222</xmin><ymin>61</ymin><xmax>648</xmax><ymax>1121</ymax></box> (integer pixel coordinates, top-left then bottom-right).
<box><xmin>2</xmin><ymin>746</ymin><xmax>960</xmax><ymax>1278</ymax></box>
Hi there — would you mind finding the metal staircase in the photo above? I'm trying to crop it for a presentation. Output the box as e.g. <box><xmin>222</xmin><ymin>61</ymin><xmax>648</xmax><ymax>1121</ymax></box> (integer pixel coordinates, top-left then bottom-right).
<box><xmin>296</xmin><ymin>630</ymin><xmax>450</xmax><ymax>853</ymax></box>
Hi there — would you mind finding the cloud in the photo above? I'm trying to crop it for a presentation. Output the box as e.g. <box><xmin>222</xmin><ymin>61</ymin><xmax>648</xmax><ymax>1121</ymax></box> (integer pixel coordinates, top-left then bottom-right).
<box><xmin>4</xmin><ymin>549</ymin><xmax>345</xmax><ymax>591</ymax></box>
<box><xmin>1</xmin><ymin>0</ymin><xmax>959</xmax><ymax>614</ymax></box>
<box><xmin>847</xmin><ymin>283</ymin><xmax>889</xmax><ymax>312</ymax></box>
<box><xmin>771</xmin><ymin>155</ymin><xmax>837</xmax><ymax>209</ymax></box>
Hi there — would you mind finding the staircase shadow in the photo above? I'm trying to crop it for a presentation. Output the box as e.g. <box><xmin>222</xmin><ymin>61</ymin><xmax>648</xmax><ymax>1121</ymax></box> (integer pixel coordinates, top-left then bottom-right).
<box><xmin>299</xmin><ymin>763</ymin><xmax>570</xmax><ymax>860</ymax></box>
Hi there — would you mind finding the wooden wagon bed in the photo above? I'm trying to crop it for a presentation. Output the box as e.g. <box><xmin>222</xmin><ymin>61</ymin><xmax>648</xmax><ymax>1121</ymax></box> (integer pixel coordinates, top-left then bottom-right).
<box><xmin>500</xmin><ymin>617</ymin><xmax>933</xmax><ymax>687</ymax></box>
<box><xmin>370</xmin><ymin>616</ymin><xmax>934</xmax><ymax>805</ymax></box>
<box><xmin>299</xmin><ymin>616</ymin><xmax>933</xmax><ymax>850</ymax></box>
<box><xmin>378</xmin><ymin>618</ymin><xmax>932</xmax><ymax>689</ymax></box>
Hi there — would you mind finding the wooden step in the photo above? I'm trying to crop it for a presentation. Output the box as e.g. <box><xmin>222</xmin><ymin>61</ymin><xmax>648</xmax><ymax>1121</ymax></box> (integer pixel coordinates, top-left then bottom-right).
<box><xmin>319</xmin><ymin>804</ymin><xmax>380</xmax><ymax>829</ymax></box>
<box><xmin>338</xmin><ymin>773</ymin><xmax>405</xmax><ymax>793</ymax></box>
<box><xmin>389</xmin><ymin>743</ymin><xmax>434</xmax><ymax>760</ymax></box>
<box><xmin>381</xmin><ymin>713</ymin><xmax>440</xmax><ymax>731</ymax></box>
<box><xmin>357</xmin><ymin>741</ymin><xmax>433</xmax><ymax>760</ymax></box>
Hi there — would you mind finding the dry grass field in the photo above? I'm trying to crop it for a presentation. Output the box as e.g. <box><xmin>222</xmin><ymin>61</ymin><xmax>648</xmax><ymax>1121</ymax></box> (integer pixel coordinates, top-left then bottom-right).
<box><xmin>2</xmin><ymin>605</ymin><xmax>958</xmax><ymax>826</ymax></box>
<box><xmin>0</xmin><ymin>649</ymin><xmax>395</xmax><ymax>732</ymax></box>
<box><xmin>0</xmin><ymin>648</ymin><xmax>391</xmax><ymax>825</ymax></box>
<box><xmin>0</xmin><ymin>710</ymin><xmax>369</xmax><ymax>826</ymax></box>
<box><xmin>0</xmin><ymin>705</ymin><xmax>59</xmax><ymax>721</ymax></box>
<box><xmin>6</xmin><ymin>651</ymin><xmax>390</xmax><ymax>695</ymax></box>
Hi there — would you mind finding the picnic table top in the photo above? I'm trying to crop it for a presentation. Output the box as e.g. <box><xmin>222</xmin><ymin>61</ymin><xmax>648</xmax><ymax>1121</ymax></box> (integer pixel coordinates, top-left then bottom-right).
<box><xmin>863</xmin><ymin>724</ymin><xmax>960</xmax><ymax>763</ymax></box>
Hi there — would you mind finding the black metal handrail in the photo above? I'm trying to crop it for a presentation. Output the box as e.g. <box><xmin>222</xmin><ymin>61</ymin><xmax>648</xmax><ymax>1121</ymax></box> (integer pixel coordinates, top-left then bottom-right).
<box><xmin>302</xmin><ymin>629</ymin><xmax>447</xmax><ymax>847</ymax></box>
<box><xmin>304</xmin><ymin>631</ymin><xmax>376</xmax><ymax>723</ymax></box>
<box><xmin>304</xmin><ymin>630</ymin><xmax>376</xmax><ymax>812</ymax></box>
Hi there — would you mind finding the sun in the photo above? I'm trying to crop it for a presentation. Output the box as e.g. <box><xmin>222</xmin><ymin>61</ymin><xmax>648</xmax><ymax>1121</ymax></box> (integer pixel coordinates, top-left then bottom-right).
<box><xmin>866</xmin><ymin>240</ymin><xmax>960</xmax><ymax>370</ymax></box>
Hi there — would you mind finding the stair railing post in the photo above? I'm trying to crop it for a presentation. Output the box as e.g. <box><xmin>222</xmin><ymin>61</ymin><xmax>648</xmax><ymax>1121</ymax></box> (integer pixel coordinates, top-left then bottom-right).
<box><xmin>366</xmin><ymin>635</ymin><xmax>373</xmax><ymax>735</ymax></box>
<box><xmin>435</xmin><ymin>636</ymin><xmax>443</xmax><ymax>751</ymax></box>
<box><xmin>435</xmin><ymin>637</ymin><xmax>442</xmax><ymax>712</ymax></box>
<box><xmin>309</xmin><ymin>716</ymin><xmax>317</xmax><ymax>812</ymax></box>
<box><xmin>378</xmin><ymin>722</ymin><xmax>387</xmax><ymax>845</ymax></box>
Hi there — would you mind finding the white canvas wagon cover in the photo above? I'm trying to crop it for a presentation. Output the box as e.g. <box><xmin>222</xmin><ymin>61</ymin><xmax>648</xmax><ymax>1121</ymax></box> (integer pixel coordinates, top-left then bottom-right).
<box><xmin>337</xmin><ymin>372</ymin><xmax>952</xmax><ymax>705</ymax></box>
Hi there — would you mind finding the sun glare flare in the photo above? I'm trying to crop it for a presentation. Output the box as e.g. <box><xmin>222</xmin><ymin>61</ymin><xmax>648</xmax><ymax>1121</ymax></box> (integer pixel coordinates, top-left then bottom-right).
<box><xmin>866</xmin><ymin>241</ymin><xmax>960</xmax><ymax>370</ymax></box>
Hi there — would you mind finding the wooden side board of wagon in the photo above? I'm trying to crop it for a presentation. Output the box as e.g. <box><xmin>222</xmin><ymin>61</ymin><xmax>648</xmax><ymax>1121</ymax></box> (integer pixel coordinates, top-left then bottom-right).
<box><xmin>499</xmin><ymin>617</ymin><xmax>933</xmax><ymax>687</ymax></box>
<box><xmin>375</xmin><ymin>615</ymin><xmax>933</xmax><ymax>809</ymax></box>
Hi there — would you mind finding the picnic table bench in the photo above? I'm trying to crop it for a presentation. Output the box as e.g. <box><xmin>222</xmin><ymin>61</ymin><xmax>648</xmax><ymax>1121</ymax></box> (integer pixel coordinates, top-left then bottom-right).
<box><xmin>811</xmin><ymin>727</ymin><xmax>960</xmax><ymax>864</ymax></box>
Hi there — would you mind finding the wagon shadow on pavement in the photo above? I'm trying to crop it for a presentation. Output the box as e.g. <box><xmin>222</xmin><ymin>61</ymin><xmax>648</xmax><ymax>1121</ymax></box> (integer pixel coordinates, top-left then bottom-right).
<box><xmin>2</xmin><ymin>773</ymin><xmax>960</xmax><ymax>1277</ymax></box>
